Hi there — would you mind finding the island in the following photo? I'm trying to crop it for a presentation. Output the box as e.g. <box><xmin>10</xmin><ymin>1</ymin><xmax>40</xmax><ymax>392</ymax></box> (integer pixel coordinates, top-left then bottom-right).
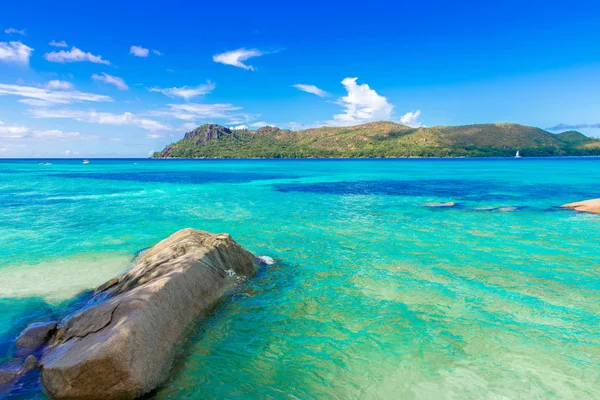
<box><xmin>152</xmin><ymin>122</ymin><xmax>600</xmax><ymax>159</ymax></box>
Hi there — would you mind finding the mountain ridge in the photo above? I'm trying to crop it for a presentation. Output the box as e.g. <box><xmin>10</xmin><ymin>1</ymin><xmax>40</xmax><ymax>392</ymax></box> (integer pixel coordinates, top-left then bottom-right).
<box><xmin>153</xmin><ymin>121</ymin><xmax>600</xmax><ymax>158</ymax></box>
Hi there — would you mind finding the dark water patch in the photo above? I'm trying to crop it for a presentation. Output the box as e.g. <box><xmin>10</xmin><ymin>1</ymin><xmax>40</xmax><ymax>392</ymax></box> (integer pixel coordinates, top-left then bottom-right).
<box><xmin>49</xmin><ymin>171</ymin><xmax>291</xmax><ymax>184</ymax></box>
<box><xmin>275</xmin><ymin>180</ymin><xmax>597</xmax><ymax>202</ymax></box>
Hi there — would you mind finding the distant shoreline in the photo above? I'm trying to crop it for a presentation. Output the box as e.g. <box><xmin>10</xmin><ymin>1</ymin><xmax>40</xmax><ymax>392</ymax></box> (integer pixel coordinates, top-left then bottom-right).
<box><xmin>2</xmin><ymin>156</ymin><xmax>600</xmax><ymax>161</ymax></box>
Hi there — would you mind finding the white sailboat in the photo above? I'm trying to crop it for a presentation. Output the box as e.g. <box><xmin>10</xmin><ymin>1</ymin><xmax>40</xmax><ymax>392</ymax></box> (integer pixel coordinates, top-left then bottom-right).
<box><xmin>515</xmin><ymin>150</ymin><xmax>521</xmax><ymax>158</ymax></box>
<box><xmin>82</xmin><ymin>159</ymin><xmax>90</xmax><ymax>164</ymax></box>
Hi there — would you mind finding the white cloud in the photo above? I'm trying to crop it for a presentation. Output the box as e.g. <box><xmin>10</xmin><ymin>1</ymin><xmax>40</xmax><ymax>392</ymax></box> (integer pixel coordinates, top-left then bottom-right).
<box><xmin>147</xmin><ymin>133</ymin><xmax>162</xmax><ymax>139</ymax></box>
<box><xmin>92</xmin><ymin>72</ymin><xmax>128</xmax><ymax>90</ymax></box>
<box><xmin>49</xmin><ymin>40</ymin><xmax>68</xmax><ymax>47</ymax></box>
<box><xmin>229</xmin><ymin>125</ymin><xmax>248</xmax><ymax>130</ymax></box>
<box><xmin>5</xmin><ymin>28</ymin><xmax>25</xmax><ymax>36</ymax></box>
<box><xmin>30</xmin><ymin>108</ymin><xmax>171</xmax><ymax>131</ymax></box>
<box><xmin>46</xmin><ymin>80</ymin><xmax>74</xmax><ymax>90</ymax></box>
<box><xmin>130</xmin><ymin>45</ymin><xmax>149</xmax><ymax>57</ymax></box>
<box><xmin>45</xmin><ymin>47</ymin><xmax>109</xmax><ymax>64</ymax></box>
<box><xmin>292</xmin><ymin>84</ymin><xmax>328</xmax><ymax>97</ymax></box>
<box><xmin>180</xmin><ymin>122</ymin><xmax>197</xmax><ymax>131</ymax></box>
<box><xmin>0</xmin><ymin>120</ymin><xmax>28</xmax><ymax>139</ymax></box>
<box><xmin>152</xmin><ymin>49</ymin><xmax>161</xmax><ymax>56</ymax></box>
<box><xmin>330</xmin><ymin>77</ymin><xmax>393</xmax><ymax>126</ymax></box>
<box><xmin>212</xmin><ymin>48</ymin><xmax>264</xmax><ymax>71</ymax></box>
<box><xmin>400</xmin><ymin>110</ymin><xmax>423</xmax><ymax>128</ymax></box>
<box><xmin>250</xmin><ymin>121</ymin><xmax>268</xmax><ymax>127</ymax></box>
<box><xmin>0</xmin><ymin>83</ymin><xmax>112</xmax><ymax>106</ymax></box>
<box><xmin>0</xmin><ymin>120</ymin><xmax>80</xmax><ymax>140</ymax></box>
<box><xmin>149</xmin><ymin>81</ymin><xmax>214</xmax><ymax>100</ymax></box>
<box><xmin>0</xmin><ymin>41</ymin><xmax>33</xmax><ymax>65</ymax></box>
<box><xmin>149</xmin><ymin>103</ymin><xmax>242</xmax><ymax>121</ymax></box>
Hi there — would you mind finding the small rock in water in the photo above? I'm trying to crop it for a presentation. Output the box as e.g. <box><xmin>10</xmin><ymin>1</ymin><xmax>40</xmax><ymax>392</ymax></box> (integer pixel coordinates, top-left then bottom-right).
<box><xmin>561</xmin><ymin>198</ymin><xmax>600</xmax><ymax>214</ymax></box>
<box><xmin>424</xmin><ymin>202</ymin><xmax>455</xmax><ymax>208</ymax></box>
<box><xmin>475</xmin><ymin>206</ymin><xmax>519</xmax><ymax>212</ymax></box>
<box><xmin>20</xmin><ymin>355</ymin><xmax>38</xmax><ymax>374</ymax></box>
<box><xmin>0</xmin><ymin>368</ymin><xmax>18</xmax><ymax>387</ymax></box>
<box><xmin>16</xmin><ymin>321</ymin><xmax>57</xmax><ymax>349</ymax></box>
<box><xmin>257</xmin><ymin>256</ymin><xmax>275</xmax><ymax>265</ymax></box>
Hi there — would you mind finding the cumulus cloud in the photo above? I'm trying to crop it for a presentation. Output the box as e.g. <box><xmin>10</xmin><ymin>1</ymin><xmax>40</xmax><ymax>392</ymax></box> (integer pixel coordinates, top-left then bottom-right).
<box><xmin>45</xmin><ymin>47</ymin><xmax>109</xmax><ymax>64</ymax></box>
<box><xmin>49</xmin><ymin>40</ymin><xmax>68</xmax><ymax>47</ymax></box>
<box><xmin>149</xmin><ymin>81</ymin><xmax>215</xmax><ymax>100</ymax></box>
<box><xmin>229</xmin><ymin>125</ymin><xmax>248</xmax><ymax>130</ymax></box>
<box><xmin>0</xmin><ymin>120</ymin><xmax>80</xmax><ymax>140</ymax></box>
<box><xmin>5</xmin><ymin>28</ymin><xmax>25</xmax><ymax>35</ymax></box>
<box><xmin>130</xmin><ymin>45</ymin><xmax>149</xmax><ymax>57</ymax></box>
<box><xmin>0</xmin><ymin>83</ymin><xmax>111</xmax><ymax>106</ymax></box>
<box><xmin>29</xmin><ymin>108</ymin><xmax>170</xmax><ymax>131</ymax></box>
<box><xmin>546</xmin><ymin>123</ymin><xmax>600</xmax><ymax>131</ymax></box>
<box><xmin>45</xmin><ymin>80</ymin><xmax>74</xmax><ymax>90</ymax></box>
<box><xmin>400</xmin><ymin>110</ymin><xmax>423</xmax><ymax>128</ymax></box>
<box><xmin>330</xmin><ymin>77</ymin><xmax>393</xmax><ymax>126</ymax></box>
<box><xmin>212</xmin><ymin>48</ymin><xmax>264</xmax><ymax>71</ymax></box>
<box><xmin>0</xmin><ymin>41</ymin><xmax>33</xmax><ymax>65</ymax></box>
<box><xmin>149</xmin><ymin>103</ymin><xmax>242</xmax><ymax>121</ymax></box>
<box><xmin>92</xmin><ymin>72</ymin><xmax>128</xmax><ymax>90</ymax></box>
<box><xmin>292</xmin><ymin>84</ymin><xmax>329</xmax><ymax>97</ymax></box>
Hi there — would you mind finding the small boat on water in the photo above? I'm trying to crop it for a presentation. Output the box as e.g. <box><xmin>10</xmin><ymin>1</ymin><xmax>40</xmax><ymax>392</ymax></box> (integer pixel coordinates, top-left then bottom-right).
<box><xmin>43</xmin><ymin>162</ymin><xmax>52</xmax><ymax>165</ymax></box>
<box><xmin>515</xmin><ymin>150</ymin><xmax>522</xmax><ymax>158</ymax></box>
<box><xmin>83</xmin><ymin>159</ymin><xmax>90</xmax><ymax>164</ymax></box>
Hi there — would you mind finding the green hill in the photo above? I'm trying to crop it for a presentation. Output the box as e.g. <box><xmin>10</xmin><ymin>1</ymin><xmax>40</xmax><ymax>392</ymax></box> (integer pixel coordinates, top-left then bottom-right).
<box><xmin>153</xmin><ymin>122</ymin><xmax>600</xmax><ymax>158</ymax></box>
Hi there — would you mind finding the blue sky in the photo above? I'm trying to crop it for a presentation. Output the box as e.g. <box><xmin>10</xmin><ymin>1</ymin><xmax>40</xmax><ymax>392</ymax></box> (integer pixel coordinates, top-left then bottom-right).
<box><xmin>1</xmin><ymin>0</ymin><xmax>599</xmax><ymax>157</ymax></box>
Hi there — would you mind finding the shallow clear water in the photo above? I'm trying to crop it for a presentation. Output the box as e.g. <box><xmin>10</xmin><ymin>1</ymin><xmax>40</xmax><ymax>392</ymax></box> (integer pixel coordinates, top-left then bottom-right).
<box><xmin>0</xmin><ymin>158</ymin><xmax>599</xmax><ymax>399</ymax></box>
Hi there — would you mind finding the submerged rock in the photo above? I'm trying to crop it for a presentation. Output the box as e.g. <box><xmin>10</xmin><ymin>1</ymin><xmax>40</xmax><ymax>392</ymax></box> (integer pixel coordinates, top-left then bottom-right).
<box><xmin>40</xmin><ymin>228</ymin><xmax>258</xmax><ymax>400</ymax></box>
<box><xmin>0</xmin><ymin>355</ymin><xmax>38</xmax><ymax>387</ymax></box>
<box><xmin>561</xmin><ymin>198</ymin><xmax>600</xmax><ymax>214</ymax></box>
<box><xmin>16</xmin><ymin>321</ymin><xmax>58</xmax><ymax>349</ymax></box>
<box><xmin>424</xmin><ymin>201</ymin><xmax>456</xmax><ymax>208</ymax></box>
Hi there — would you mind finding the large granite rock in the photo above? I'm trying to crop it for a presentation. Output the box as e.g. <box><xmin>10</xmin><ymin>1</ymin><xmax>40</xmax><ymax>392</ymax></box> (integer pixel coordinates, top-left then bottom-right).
<box><xmin>561</xmin><ymin>198</ymin><xmax>600</xmax><ymax>214</ymax></box>
<box><xmin>40</xmin><ymin>228</ymin><xmax>258</xmax><ymax>400</ymax></box>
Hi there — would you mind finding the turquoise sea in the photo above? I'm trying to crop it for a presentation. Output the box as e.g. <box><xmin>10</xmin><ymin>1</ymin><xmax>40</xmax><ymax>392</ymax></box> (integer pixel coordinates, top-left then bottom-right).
<box><xmin>0</xmin><ymin>158</ymin><xmax>599</xmax><ymax>399</ymax></box>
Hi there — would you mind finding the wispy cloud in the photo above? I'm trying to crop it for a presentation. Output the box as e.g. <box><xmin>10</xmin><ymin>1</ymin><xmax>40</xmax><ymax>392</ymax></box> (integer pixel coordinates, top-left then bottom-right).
<box><xmin>152</xmin><ymin>49</ymin><xmax>161</xmax><ymax>56</ymax></box>
<box><xmin>45</xmin><ymin>47</ymin><xmax>109</xmax><ymax>64</ymax></box>
<box><xmin>292</xmin><ymin>84</ymin><xmax>329</xmax><ymax>97</ymax></box>
<box><xmin>0</xmin><ymin>83</ymin><xmax>111</xmax><ymax>106</ymax></box>
<box><xmin>45</xmin><ymin>80</ymin><xmax>74</xmax><ymax>90</ymax></box>
<box><xmin>49</xmin><ymin>40</ymin><xmax>68</xmax><ymax>47</ymax></box>
<box><xmin>0</xmin><ymin>41</ymin><xmax>33</xmax><ymax>65</ymax></box>
<box><xmin>546</xmin><ymin>123</ymin><xmax>600</xmax><ymax>131</ymax></box>
<box><xmin>400</xmin><ymin>110</ymin><xmax>423</xmax><ymax>128</ymax></box>
<box><xmin>130</xmin><ymin>45</ymin><xmax>149</xmax><ymax>57</ymax></box>
<box><xmin>212</xmin><ymin>48</ymin><xmax>264</xmax><ymax>71</ymax></box>
<box><xmin>30</xmin><ymin>108</ymin><xmax>171</xmax><ymax>131</ymax></box>
<box><xmin>149</xmin><ymin>103</ymin><xmax>243</xmax><ymax>121</ymax></box>
<box><xmin>149</xmin><ymin>81</ymin><xmax>215</xmax><ymax>100</ymax></box>
<box><xmin>5</xmin><ymin>28</ymin><xmax>25</xmax><ymax>36</ymax></box>
<box><xmin>92</xmin><ymin>72</ymin><xmax>128</xmax><ymax>90</ymax></box>
<box><xmin>329</xmin><ymin>77</ymin><xmax>393</xmax><ymax>126</ymax></box>
<box><xmin>0</xmin><ymin>120</ymin><xmax>80</xmax><ymax>140</ymax></box>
